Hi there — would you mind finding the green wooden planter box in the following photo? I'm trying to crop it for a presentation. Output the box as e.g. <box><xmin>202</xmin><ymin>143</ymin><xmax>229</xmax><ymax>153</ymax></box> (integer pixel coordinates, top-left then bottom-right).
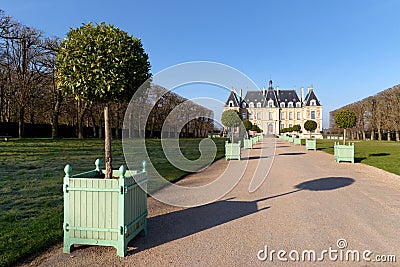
<box><xmin>252</xmin><ymin>137</ymin><xmax>257</xmax><ymax>145</ymax></box>
<box><xmin>63</xmin><ymin>159</ymin><xmax>148</xmax><ymax>257</ymax></box>
<box><xmin>287</xmin><ymin>136</ymin><xmax>294</xmax><ymax>143</ymax></box>
<box><xmin>225</xmin><ymin>141</ymin><xmax>241</xmax><ymax>160</ymax></box>
<box><xmin>334</xmin><ymin>142</ymin><xmax>354</xmax><ymax>163</ymax></box>
<box><xmin>293</xmin><ymin>138</ymin><xmax>302</xmax><ymax>145</ymax></box>
<box><xmin>305</xmin><ymin>139</ymin><xmax>316</xmax><ymax>150</ymax></box>
<box><xmin>243</xmin><ymin>139</ymin><xmax>253</xmax><ymax>149</ymax></box>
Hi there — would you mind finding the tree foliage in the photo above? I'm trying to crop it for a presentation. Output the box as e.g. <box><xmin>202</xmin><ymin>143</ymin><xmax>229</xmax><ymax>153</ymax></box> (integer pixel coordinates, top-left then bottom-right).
<box><xmin>292</xmin><ymin>124</ymin><xmax>301</xmax><ymax>132</ymax></box>
<box><xmin>334</xmin><ymin>110</ymin><xmax>357</xmax><ymax>129</ymax></box>
<box><xmin>221</xmin><ymin>110</ymin><xmax>242</xmax><ymax>128</ymax></box>
<box><xmin>56</xmin><ymin>22</ymin><xmax>151</xmax><ymax>103</ymax></box>
<box><xmin>56</xmin><ymin>22</ymin><xmax>151</xmax><ymax>178</ymax></box>
<box><xmin>304</xmin><ymin>120</ymin><xmax>317</xmax><ymax>132</ymax></box>
<box><xmin>334</xmin><ymin>109</ymin><xmax>357</xmax><ymax>144</ymax></box>
<box><xmin>242</xmin><ymin>120</ymin><xmax>253</xmax><ymax>131</ymax></box>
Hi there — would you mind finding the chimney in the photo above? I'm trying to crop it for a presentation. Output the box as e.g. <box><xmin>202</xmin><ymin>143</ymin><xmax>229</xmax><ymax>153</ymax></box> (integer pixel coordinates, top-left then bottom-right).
<box><xmin>262</xmin><ymin>86</ymin><xmax>266</xmax><ymax>96</ymax></box>
<box><xmin>232</xmin><ymin>87</ymin><xmax>236</xmax><ymax>94</ymax></box>
<box><xmin>276</xmin><ymin>86</ymin><xmax>280</xmax><ymax>94</ymax></box>
<box><xmin>300</xmin><ymin>87</ymin><xmax>304</xmax><ymax>102</ymax></box>
<box><xmin>240</xmin><ymin>89</ymin><xmax>243</xmax><ymax>101</ymax></box>
<box><xmin>307</xmin><ymin>86</ymin><xmax>313</xmax><ymax>94</ymax></box>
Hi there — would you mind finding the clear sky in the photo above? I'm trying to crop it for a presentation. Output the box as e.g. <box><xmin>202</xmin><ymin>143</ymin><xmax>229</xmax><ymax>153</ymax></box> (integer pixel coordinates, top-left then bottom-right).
<box><xmin>2</xmin><ymin>0</ymin><xmax>400</xmax><ymax>127</ymax></box>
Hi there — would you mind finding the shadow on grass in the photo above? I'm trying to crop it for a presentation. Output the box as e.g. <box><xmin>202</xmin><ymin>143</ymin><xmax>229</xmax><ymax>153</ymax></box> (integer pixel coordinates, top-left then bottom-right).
<box><xmin>355</xmin><ymin>157</ymin><xmax>367</xmax><ymax>163</ymax></box>
<box><xmin>369</xmin><ymin>153</ymin><xmax>390</xmax><ymax>157</ymax></box>
<box><xmin>129</xmin><ymin>177</ymin><xmax>354</xmax><ymax>254</ymax></box>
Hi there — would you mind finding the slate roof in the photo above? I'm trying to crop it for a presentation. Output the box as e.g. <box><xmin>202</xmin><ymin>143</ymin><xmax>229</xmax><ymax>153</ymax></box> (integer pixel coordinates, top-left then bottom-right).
<box><xmin>225</xmin><ymin>91</ymin><xmax>241</xmax><ymax>107</ymax></box>
<box><xmin>243</xmin><ymin>91</ymin><xmax>267</xmax><ymax>107</ymax></box>
<box><xmin>225</xmin><ymin>82</ymin><xmax>321</xmax><ymax>109</ymax></box>
<box><xmin>304</xmin><ymin>89</ymin><xmax>321</xmax><ymax>106</ymax></box>
<box><xmin>276</xmin><ymin>90</ymin><xmax>301</xmax><ymax>106</ymax></box>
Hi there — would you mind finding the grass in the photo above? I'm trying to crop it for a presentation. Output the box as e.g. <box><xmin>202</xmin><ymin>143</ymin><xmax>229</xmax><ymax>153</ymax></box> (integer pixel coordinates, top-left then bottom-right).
<box><xmin>0</xmin><ymin>138</ymin><xmax>226</xmax><ymax>267</ymax></box>
<box><xmin>303</xmin><ymin>139</ymin><xmax>400</xmax><ymax>176</ymax></box>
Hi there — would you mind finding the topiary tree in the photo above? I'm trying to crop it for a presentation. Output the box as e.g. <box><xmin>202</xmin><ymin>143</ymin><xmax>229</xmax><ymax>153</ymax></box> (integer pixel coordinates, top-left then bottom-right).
<box><xmin>243</xmin><ymin>120</ymin><xmax>253</xmax><ymax>132</ymax></box>
<box><xmin>221</xmin><ymin>110</ymin><xmax>242</xmax><ymax>143</ymax></box>
<box><xmin>304</xmin><ymin>120</ymin><xmax>317</xmax><ymax>139</ymax></box>
<box><xmin>292</xmin><ymin>124</ymin><xmax>301</xmax><ymax>132</ymax></box>
<box><xmin>56</xmin><ymin>22</ymin><xmax>151</xmax><ymax>178</ymax></box>
<box><xmin>334</xmin><ymin>109</ymin><xmax>357</xmax><ymax>144</ymax></box>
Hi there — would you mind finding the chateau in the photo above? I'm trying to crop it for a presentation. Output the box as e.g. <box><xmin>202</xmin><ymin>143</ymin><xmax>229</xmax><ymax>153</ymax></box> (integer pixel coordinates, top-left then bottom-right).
<box><xmin>224</xmin><ymin>80</ymin><xmax>323</xmax><ymax>138</ymax></box>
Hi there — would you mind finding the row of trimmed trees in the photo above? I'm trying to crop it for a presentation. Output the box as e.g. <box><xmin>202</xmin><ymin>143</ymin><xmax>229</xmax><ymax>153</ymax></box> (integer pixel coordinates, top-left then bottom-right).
<box><xmin>330</xmin><ymin>84</ymin><xmax>400</xmax><ymax>141</ymax></box>
<box><xmin>0</xmin><ymin>10</ymin><xmax>212</xmax><ymax>139</ymax></box>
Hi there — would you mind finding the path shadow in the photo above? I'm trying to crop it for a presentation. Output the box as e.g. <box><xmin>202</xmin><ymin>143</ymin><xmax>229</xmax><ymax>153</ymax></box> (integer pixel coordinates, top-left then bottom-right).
<box><xmin>252</xmin><ymin>177</ymin><xmax>355</xmax><ymax>202</ymax></box>
<box><xmin>278</xmin><ymin>152</ymin><xmax>306</xmax><ymax>156</ymax></box>
<box><xmin>129</xmin><ymin>198</ymin><xmax>270</xmax><ymax>254</ymax></box>
<box><xmin>295</xmin><ymin>177</ymin><xmax>354</xmax><ymax>191</ymax></box>
<box><xmin>242</xmin><ymin>155</ymin><xmax>270</xmax><ymax>160</ymax></box>
<box><xmin>276</xmin><ymin>145</ymin><xmax>290</xmax><ymax>148</ymax></box>
<box><xmin>129</xmin><ymin>177</ymin><xmax>354</xmax><ymax>254</ymax></box>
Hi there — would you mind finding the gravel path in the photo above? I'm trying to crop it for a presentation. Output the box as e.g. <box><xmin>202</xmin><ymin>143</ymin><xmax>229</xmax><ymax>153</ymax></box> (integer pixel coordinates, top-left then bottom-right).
<box><xmin>24</xmin><ymin>138</ymin><xmax>400</xmax><ymax>266</ymax></box>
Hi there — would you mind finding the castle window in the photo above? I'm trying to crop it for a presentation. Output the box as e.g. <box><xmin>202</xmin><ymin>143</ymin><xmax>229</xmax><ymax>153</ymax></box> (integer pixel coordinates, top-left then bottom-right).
<box><xmin>296</xmin><ymin>102</ymin><xmax>301</xmax><ymax>108</ymax></box>
<box><xmin>229</xmin><ymin>101</ymin><xmax>233</xmax><ymax>107</ymax></box>
<box><xmin>289</xmin><ymin>112</ymin><xmax>293</xmax><ymax>120</ymax></box>
<box><xmin>249</xmin><ymin>113</ymin><xmax>253</xmax><ymax>120</ymax></box>
<box><xmin>311</xmin><ymin>111</ymin><xmax>316</xmax><ymax>119</ymax></box>
<box><xmin>242</xmin><ymin>113</ymin><xmax>247</xmax><ymax>120</ymax></box>
<box><xmin>249</xmin><ymin>102</ymin><xmax>254</xmax><ymax>108</ymax></box>
<box><xmin>280</xmin><ymin>102</ymin><xmax>285</xmax><ymax>108</ymax></box>
<box><xmin>281</xmin><ymin>112</ymin><xmax>285</xmax><ymax>120</ymax></box>
<box><xmin>269</xmin><ymin>112</ymin><xmax>273</xmax><ymax>120</ymax></box>
<box><xmin>310</xmin><ymin>100</ymin><xmax>316</xmax><ymax>106</ymax></box>
<box><xmin>257</xmin><ymin>102</ymin><xmax>261</xmax><ymax>108</ymax></box>
<box><xmin>297</xmin><ymin>112</ymin><xmax>301</xmax><ymax>120</ymax></box>
<box><xmin>288</xmin><ymin>102</ymin><xmax>293</xmax><ymax>108</ymax></box>
<box><xmin>257</xmin><ymin>112</ymin><xmax>261</xmax><ymax>120</ymax></box>
<box><xmin>268</xmin><ymin>100</ymin><xmax>274</xmax><ymax>108</ymax></box>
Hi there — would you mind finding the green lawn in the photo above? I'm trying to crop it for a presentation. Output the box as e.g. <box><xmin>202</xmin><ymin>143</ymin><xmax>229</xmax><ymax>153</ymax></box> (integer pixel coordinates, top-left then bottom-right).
<box><xmin>0</xmin><ymin>138</ymin><xmax>226</xmax><ymax>267</ymax></box>
<box><xmin>309</xmin><ymin>139</ymin><xmax>400</xmax><ymax>176</ymax></box>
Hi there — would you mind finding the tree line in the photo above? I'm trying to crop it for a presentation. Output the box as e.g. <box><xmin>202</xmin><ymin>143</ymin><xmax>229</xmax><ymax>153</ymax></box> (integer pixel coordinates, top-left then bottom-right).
<box><xmin>330</xmin><ymin>84</ymin><xmax>400</xmax><ymax>141</ymax></box>
<box><xmin>0</xmin><ymin>10</ymin><xmax>213</xmax><ymax>138</ymax></box>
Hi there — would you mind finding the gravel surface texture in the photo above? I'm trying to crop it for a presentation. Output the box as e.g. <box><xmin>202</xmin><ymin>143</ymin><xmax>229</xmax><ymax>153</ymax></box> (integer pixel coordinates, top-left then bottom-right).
<box><xmin>23</xmin><ymin>137</ymin><xmax>400</xmax><ymax>266</ymax></box>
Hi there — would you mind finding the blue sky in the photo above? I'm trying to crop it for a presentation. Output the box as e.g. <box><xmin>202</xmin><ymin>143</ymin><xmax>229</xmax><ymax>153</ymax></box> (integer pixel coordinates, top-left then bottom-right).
<box><xmin>2</xmin><ymin>0</ymin><xmax>400</xmax><ymax>127</ymax></box>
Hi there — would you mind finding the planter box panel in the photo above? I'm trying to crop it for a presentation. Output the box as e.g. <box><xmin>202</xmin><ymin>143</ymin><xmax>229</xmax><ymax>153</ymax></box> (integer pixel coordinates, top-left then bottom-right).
<box><xmin>306</xmin><ymin>139</ymin><xmax>316</xmax><ymax>150</ymax></box>
<box><xmin>243</xmin><ymin>139</ymin><xmax>253</xmax><ymax>149</ymax></box>
<box><xmin>334</xmin><ymin>143</ymin><xmax>354</xmax><ymax>163</ymax></box>
<box><xmin>294</xmin><ymin>138</ymin><xmax>301</xmax><ymax>145</ymax></box>
<box><xmin>64</xmin><ymin>164</ymin><xmax>147</xmax><ymax>257</ymax></box>
<box><xmin>66</xmin><ymin>178</ymin><xmax>120</xmax><ymax>241</ymax></box>
<box><xmin>225</xmin><ymin>141</ymin><xmax>241</xmax><ymax>160</ymax></box>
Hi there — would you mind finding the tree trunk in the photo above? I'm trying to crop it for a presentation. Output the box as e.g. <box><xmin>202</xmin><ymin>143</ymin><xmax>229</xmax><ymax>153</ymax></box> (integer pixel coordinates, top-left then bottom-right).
<box><xmin>387</xmin><ymin>130</ymin><xmax>391</xmax><ymax>141</ymax></box>
<box><xmin>377</xmin><ymin>128</ymin><xmax>382</xmax><ymax>141</ymax></box>
<box><xmin>52</xmin><ymin>111</ymin><xmax>59</xmax><ymax>139</ymax></box>
<box><xmin>99</xmin><ymin>125</ymin><xmax>103</xmax><ymax>139</ymax></box>
<box><xmin>396</xmin><ymin>130</ymin><xmax>400</xmax><ymax>142</ymax></box>
<box><xmin>362</xmin><ymin>130</ymin><xmax>366</xmax><ymax>140</ymax></box>
<box><xmin>19</xmin><ymin>107</ymin><xmax>25</xmax><ymax>138</ymax></box>
<box><xmin>343</xmin><ymin>128</ymin><xmax>346</xmax><ymax>145</ymax></box>
<box><xmin>51</xmin><ymin>91</ymin><xmax>62</xmax><ymax>139</ymax></box>
<box><xmin>371</xmin><ymin>130</ymin><xmax>374</xmax><ymax>140</ymax></box>
<box><xmin>104</xmin><ymin>104</ymin><xmax>113</xmax><ymax>179</ymax></box>
<box><xmin>77</xmin><ymin>118</ymin><xmax>84</xmax><ymax>139</ymax></box>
